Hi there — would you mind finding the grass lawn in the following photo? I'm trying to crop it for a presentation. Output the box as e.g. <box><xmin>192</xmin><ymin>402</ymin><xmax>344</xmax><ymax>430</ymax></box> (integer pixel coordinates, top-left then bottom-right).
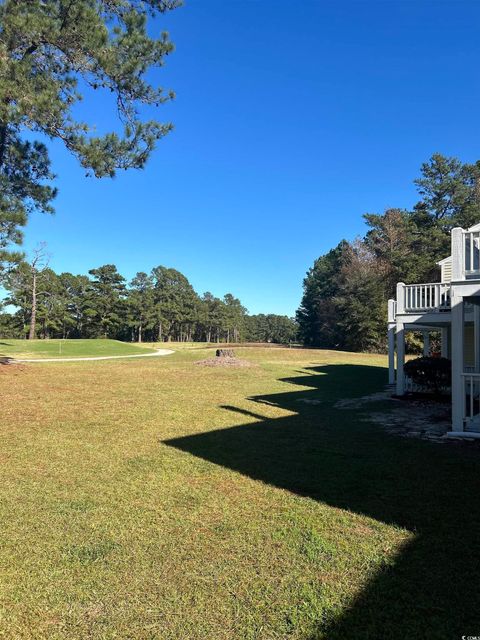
<box><xmin>1</xmin><ymin>347</ymin><xmax>479</xmax><ymax>639</ymax></box>
<box><xmin>0</xmin><ymin>338</ymin><xmax>157</xmax><ymax>359</ymax></box>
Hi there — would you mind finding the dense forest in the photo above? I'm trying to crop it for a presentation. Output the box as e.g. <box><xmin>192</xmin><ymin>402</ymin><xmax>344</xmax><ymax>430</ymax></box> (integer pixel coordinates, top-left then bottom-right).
<box><xmin>0</xmin><ymin>258</ymin><xmax>297</xmax><ymax>344</ymax></box>
<box><xmin>297</xmin><ymin>153</ymin><xmax>480</xmax><ymax>352</ymax></box>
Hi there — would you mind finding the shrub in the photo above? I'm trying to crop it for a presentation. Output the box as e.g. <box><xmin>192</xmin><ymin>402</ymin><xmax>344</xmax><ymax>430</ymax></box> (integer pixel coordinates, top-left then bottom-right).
<box><xmin>403</xmin><ymin>356</ymin><xmax>451</xmax><ymax>395</ymax></box>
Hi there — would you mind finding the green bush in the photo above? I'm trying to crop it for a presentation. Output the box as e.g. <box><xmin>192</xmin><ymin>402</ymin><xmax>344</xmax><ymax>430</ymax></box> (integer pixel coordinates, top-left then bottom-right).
<box><xmin>403</xmin><ymin>356</ymin><xmax>451</xmax><ymax>394</ymax></box>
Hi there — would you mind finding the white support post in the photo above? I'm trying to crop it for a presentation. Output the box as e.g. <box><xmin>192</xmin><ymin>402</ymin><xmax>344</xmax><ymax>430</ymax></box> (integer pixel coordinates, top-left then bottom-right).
<box><xmin>396</xmin><ymin>322</ymin><xmax>405</xmax><ymax>395</ymax></box>
<box><xmin>451</xmin><ymin>227</ymin><xmax>464</xmax><ymax>281</ymax></box>
<box><xmin>441</xmin><ymin>327</ymin><xmax>449</xmax><ymax>359</ymax></box>
<box><xmin>451</xmin><ymin>293</ymin><xmax>464</xmax><ymax>432</ymax></box>
<box><xmin>396</xmin><ymin>282</ymin><xmax>405</xmax><ymax>314</ymax></box>
<box><xmin>388</xmin><ymin>325</ymin><xmax>395</xmax><ymax>384</ymax></box>
<box><xmin>474</xmin><ymin>304</ymin><xmax>480</xmax><ymax>373</ymax></box>
<box><xmin>423</xmin><ymin>331</ymin><xmax>430</xmax><ymax>357</ymax></box>
<box><xmin>387</xmin><ymin>299</ymin><xmax>396</xmax><ymax>385</ymax></box>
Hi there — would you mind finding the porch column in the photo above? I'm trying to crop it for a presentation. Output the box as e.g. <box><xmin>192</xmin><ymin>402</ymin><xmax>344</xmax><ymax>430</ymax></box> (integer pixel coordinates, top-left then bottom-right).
<box><xmin>441</xmin><ymin>327</ymin><xmax>449</xmax><ymax>358</ymax></box>
<box><xmin>474</xmin><ymin>303</ymin><xmax>480</xmax><ymax>373</ymax></box>
<box><xmin>387</xmin><ymin>299</ymin><xmax>396</xmax><ymax>384</ymax></box>
<box><xmin>396</xmin><ymin>322</ymin><xmax>405</xmax><ymax>395</ymax></box>
<box><xmin>451</xmin><ymin>293</ymin><xmax>464</xmax><ymax>432</ymax></box>
<box><xmin>451</xmin><ymin>227</ymin><xmax>464</xmax><ymax>280</ymax></box>
<box><xmin>423</xmin><ymin>331</ymin><xmax>430</xmax><ymax>357</ymax></box>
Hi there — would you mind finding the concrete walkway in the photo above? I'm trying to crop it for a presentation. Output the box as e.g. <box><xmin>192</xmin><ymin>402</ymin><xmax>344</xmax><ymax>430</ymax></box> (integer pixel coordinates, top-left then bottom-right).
<box><xmin>13</xmin><ymin>348</ymin><xmax>174</xmax><ymax>363</ymax></box>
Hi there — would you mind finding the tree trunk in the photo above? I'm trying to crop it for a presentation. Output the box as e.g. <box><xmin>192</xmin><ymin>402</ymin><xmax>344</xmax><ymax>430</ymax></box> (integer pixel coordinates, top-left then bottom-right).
<box><xmin>216</xmin><ymin>349</ymin><xmax>235</xmax><ymax>358</ymax></box>
<box><xmin>28</xmin><ymin>271</ymin><xmax>37</xmax><ymax>340</ymax></box>
<box><xmin>138</xmin><ymin>323</ymin><xmax>142</xmax><ymax>343</ymax></box>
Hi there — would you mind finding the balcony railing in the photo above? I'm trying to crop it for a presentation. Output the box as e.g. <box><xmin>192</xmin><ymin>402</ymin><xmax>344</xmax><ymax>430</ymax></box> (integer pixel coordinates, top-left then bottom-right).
<box><xmin>403</xmin><ymin>283</ymin><xmax>451</xmax><ymax>313</ymax></box>
<box><xmin>462</xmin><ymin>373</ymin><xmax>480</xmax><ymax>433</ymax></box>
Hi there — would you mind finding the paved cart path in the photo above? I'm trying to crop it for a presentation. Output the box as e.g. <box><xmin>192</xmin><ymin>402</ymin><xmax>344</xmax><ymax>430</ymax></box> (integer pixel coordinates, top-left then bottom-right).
<box><xmin>12</xmin><ymin>348</ymin><xmax>174</xmax><ymax>363</ymax></box>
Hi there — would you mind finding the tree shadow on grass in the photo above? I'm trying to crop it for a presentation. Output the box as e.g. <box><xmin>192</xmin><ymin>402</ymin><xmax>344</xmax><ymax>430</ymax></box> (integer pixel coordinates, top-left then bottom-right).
<box><xmin>163</xmin><ymin>364</ymin><xmax>480</xmax><ymax>639</ymax></box>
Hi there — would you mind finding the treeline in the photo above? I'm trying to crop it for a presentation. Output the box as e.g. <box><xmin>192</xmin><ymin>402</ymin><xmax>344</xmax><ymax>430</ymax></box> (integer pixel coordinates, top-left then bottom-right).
<box><xmin>0</xmin><ymin>261</ymin><xmax>298</xmax><ymax>343</ymax></box>
<box><xmin>297</xmin><ymin>153</ymin><xmax>480</xmax><ymax>352</ymax></box>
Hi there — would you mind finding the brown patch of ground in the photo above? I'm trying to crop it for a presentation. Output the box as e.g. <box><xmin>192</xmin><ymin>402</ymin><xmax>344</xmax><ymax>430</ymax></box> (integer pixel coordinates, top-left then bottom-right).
<box><xmin>0</xmin><ymin>360</ymin><xmax>25</xmax><ymax>374</ymax></box>
<box><xmin>335</xmin><ymin>388</ymin><xmax>455</xmax><ymax>443</ymax></box>
<box><xmin>194</xmin><ymin>357</ymin><xmax>254</xmax><ymax>368</ymax></box>
<box><xmin>367</xmin><ymin>397</ymin><xmax>452</xmax><ymax>443</ymax></box>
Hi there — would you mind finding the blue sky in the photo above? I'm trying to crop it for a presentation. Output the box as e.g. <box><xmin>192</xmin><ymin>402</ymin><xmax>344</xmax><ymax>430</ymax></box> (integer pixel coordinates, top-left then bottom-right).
<box><xmin>21</xmin><ymin>0</ymin><xmax>480</xmax><ymax>316</ymax></box>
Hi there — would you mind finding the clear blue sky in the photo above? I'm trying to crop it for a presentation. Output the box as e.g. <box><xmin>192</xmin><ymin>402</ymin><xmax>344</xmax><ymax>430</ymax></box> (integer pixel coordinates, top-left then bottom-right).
<box><xmin>22</xmin><ymin>0</ymin><xmax>480</xmax><ymax>316</ymax></box>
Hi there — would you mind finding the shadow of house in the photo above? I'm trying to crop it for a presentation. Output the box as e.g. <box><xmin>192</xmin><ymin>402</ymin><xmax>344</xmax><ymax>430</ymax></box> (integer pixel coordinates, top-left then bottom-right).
<box><xmin>163</xmin><ymin>364</ymin><xmax>480</xmax><ymax>639</ymax></box>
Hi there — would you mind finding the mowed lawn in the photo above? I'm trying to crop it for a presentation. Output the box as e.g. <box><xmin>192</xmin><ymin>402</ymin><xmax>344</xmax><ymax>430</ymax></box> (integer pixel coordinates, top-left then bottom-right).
<box><xmin>0</xmin><ymin>338</ymin><xmax>157</xmax><ymax>359</ymax></box>
<box><xmin>1</xmin><ymin>347</ymin><xmax>480</xmax><ymax>639</ymax></box>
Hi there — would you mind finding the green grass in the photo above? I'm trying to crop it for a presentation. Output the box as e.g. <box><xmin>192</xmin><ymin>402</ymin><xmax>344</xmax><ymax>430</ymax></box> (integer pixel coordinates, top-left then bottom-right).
<box><xmin>0</xmin><ymin>338</ymin><xmax>157</xmax><ymax>359</ymax></box>
<box><xmin>1</xmin><ymin>347</ymin><xmax>479</xmax><ymax>639</ymax></box>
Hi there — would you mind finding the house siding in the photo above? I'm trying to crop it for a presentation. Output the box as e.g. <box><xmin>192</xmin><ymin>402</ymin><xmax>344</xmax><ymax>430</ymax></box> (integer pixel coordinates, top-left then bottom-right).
<box><xmin>442</xmin><ymin>258</ymin><xmax>452</xmax><ymax>283</ymax></box>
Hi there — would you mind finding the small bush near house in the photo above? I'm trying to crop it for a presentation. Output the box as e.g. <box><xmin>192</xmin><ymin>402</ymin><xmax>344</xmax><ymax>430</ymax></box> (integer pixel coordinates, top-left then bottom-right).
<box><xmin>404</xmin><ymin>356</ymin><xmax>451</xmax><ymax>395</ymax></box>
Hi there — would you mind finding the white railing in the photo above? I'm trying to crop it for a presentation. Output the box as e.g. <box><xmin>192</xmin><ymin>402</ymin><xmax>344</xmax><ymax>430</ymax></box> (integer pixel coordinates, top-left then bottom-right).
<box><xmin>387</xmin><ymin>299</ymin><xmax>397</xmax><ymax>323</ymax></box>
<box><xmin>462</xmin><ymin>373</ymin><xmax>480</xmax><ymax>433</ymax></box>
<box><xmin>405</xmin><ymin>375</ymin><xmax>423</xmax><ymax>393</ymax></box>
<box><xmin>403</xmin><ymin>283</ymin><xmax>451</xmax><ymax>312</ymax></box>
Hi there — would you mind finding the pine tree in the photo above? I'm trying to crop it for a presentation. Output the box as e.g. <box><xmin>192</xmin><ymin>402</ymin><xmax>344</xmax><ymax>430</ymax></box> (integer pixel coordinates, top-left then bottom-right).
<box><xmin>85</xmin><ymin>265</ymin><xmax>127</xmax><ymax>338</ymax></box>
<box><xmin>128</xmin><ymin>272</ymin><xmax>155</xmax><ymax>342</ymax></box>
<box><xmin>0</xmin><ymin>0</ymin><xmax>179</xmax><ymax>269</ymax></box>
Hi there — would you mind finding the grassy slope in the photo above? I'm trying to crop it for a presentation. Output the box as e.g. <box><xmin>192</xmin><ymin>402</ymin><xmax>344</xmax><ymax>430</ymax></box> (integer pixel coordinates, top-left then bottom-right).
<box><xmin>0</xmin><ymin>338</ymin><xmax>156</xmax><ymax>359</ymax></box>
<box><xmin>1</xmin><ymin>347</ymin><xmax>479</xmax><ymax>639</ymax></box>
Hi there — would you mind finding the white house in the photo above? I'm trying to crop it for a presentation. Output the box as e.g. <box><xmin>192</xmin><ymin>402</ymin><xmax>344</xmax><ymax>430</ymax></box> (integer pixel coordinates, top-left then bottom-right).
<box><xmin>388</xmin><ymin>223</ymin><xmax>480</xmax><ymax>438</ymax></box>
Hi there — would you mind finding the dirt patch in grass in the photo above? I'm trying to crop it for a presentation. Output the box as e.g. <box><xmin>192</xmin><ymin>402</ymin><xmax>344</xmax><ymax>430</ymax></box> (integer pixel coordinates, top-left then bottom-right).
<box><xmin>194</xmin><ymin>356</ymin><xmax>254</xmax><ymax>368</ymax></box>
<box><xmin>0</xmin><ymin>359</ymin><xmax>25</xmax><ymax>373</ymax></box>
<box><xmin>335</xmin><ymin>388</ymin><xmax>456</xmax><ymax>443</ymax></box>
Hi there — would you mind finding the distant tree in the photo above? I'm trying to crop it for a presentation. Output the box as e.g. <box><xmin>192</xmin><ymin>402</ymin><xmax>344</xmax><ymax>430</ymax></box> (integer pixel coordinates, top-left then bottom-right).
<box><xmin>363</xmin><ymin>208</ymin><xmax>443</xmax><ymax>292</ymax></box>
<box><xmin>363</xmin><ymin>209</ymin><xmax>415</xmax><ymax>295</ymax></box>
<box><xmin>198</xmin><ymin>292</ymin><xmax>223</xmax><ymax>342</ymax></box>
<box><xmin>5</xmin><ymin>244</ymin><xmax>50</xmax><ymax>339</ymax></box>
<box><xmin>58</xmin><ymin>273</ymin><xmax>91</xmax><ymax>338</ymax></box>
<box><xmin>414</xmin><ymin>153</ymin><xmax>480</xmax><ymax>229</ymax></box>
<box><xmin>1</xmin><ymin>259</ymin><xmax>256</xmax><ymax>344</ymax></box>
<box><xmin>245</xmin><ymin>314</ymin><xmax>298</xmax><ymax>343</ymax></box>
<box><xmin>26</xmin><ymin>244</ymin><xmax>50</xmax><ymax>339</ymax></box>
<box><xmin>151</xmin><ymin>266</ymin><xmax>199</xmax><ymax>341</ymax></box>
<box><xmin>128</xmin><ymin>272</ymin><xmax>155</xmax><ymax>342</ymax></box>
<box><xmin>34</xmin><ymin>268</ymin><xmax>64</xmax><ymax>339</ymax></box>
<box><xmin>296</xmin><ymin>241</ymin><xmax>349</xmax><ymax>347</ymax></box>
<box><xmin>0</xmin><ymin>0</ymin><xmax>179</xmax><ymax>269</ymax></box>
<box><xmin>335</xmin><ymin>240</ymin><xmax>386</xmax><ymax>352</ymax></box>
<box><xmin>85</xmin><ymin>265</ymin><xmax>126</xmax><ymax>338</ymax></box>
<box><xmin>0</xmin><ymin>310</ymin><xmax>19</xmax><ymax>338</ymax></box>
<box><xmin>3</xmin><ymin>261</ymin><xmax>32</xmax><ymax>338</ymax></box>
<box><xmin>222</xmin><ymin>293</ymin><xmax>247</xmax><ymax>343</ymax></box>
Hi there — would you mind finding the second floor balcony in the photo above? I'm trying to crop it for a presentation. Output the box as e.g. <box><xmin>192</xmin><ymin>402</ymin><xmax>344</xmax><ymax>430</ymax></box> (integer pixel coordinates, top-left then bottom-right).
<box><xmin>394</xmin><ymin>282</ymin><xmax>451</xmax><ymax>317</ymax></box>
